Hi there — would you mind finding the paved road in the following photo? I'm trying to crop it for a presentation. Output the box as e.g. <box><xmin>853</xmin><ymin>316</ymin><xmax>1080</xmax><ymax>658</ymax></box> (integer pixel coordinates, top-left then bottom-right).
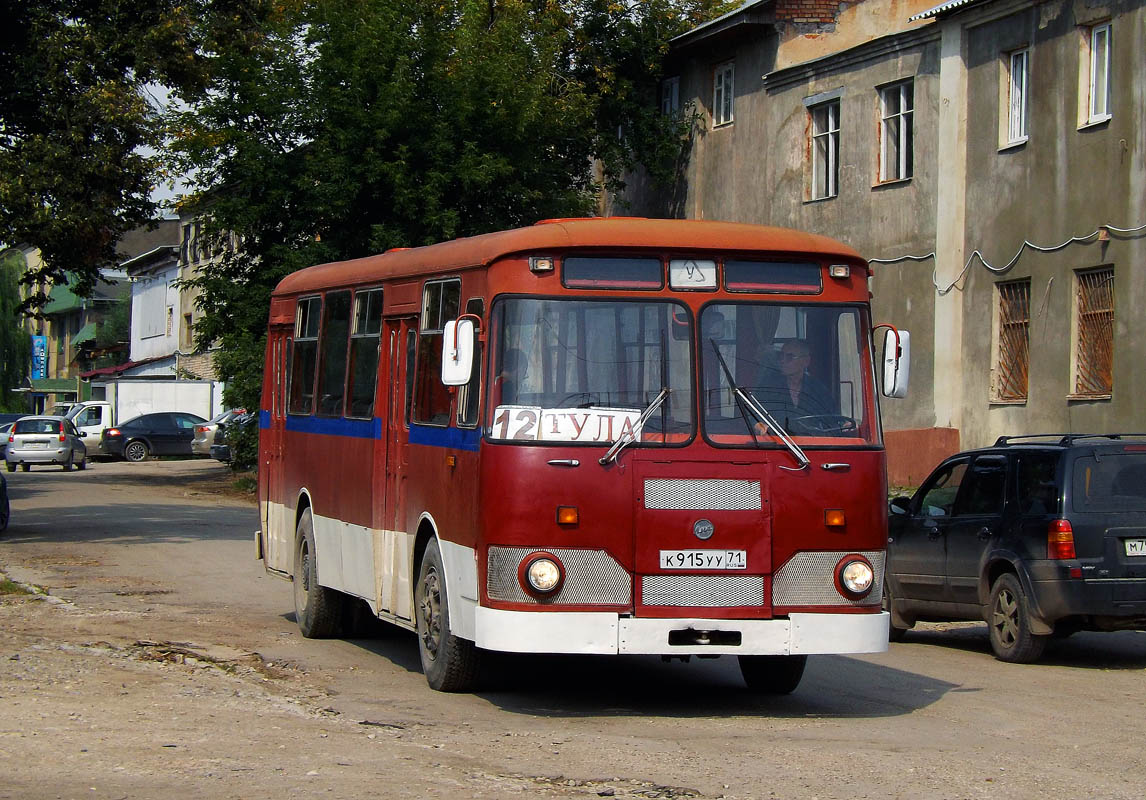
<box><xmin>2</xmin><ymin>460</ymin><xmax>1145</xmax><ymax>799</ymax></box>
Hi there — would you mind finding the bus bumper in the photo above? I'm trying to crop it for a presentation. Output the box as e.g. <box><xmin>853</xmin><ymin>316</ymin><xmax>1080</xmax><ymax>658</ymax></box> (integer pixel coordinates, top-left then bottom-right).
<box><xmin>473</xmin><ymin>607</ymin><xmax>889</xmax><ymax>656</ymax></box>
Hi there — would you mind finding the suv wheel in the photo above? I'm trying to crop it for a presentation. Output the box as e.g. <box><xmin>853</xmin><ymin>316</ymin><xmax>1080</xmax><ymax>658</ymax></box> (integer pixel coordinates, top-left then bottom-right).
<box><xmin>988</xmin><ymin>573</ymin><xmax>1048</xmax><ymax>663</ymax></box>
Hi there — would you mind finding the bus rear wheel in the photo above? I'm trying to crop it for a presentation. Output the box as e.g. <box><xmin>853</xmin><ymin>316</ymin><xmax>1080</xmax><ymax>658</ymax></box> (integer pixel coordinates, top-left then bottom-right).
<box><xmin>293</xmin><ymin>508</ymin><xmax>344</xmax><ymax>638</ymax></box>
<box><xmin>738</xmin><ymin>654</ymin><xmax>807</xmax><ymax>695</ymax></box>
<box><xmin>415</xmin><ymin>538</ymin><xmax>480</xmax><ymax>692</ymax></box>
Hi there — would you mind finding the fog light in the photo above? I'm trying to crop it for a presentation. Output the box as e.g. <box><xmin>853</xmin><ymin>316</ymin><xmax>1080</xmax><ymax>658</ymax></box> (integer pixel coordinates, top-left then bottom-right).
<box><xmin>835</xmin><ymin>556</ymin><xmax>874</xmax><ymax>600</ymax></box>
<box><xmin>522</xmin><ymin>554</ymin><xmax>564</xmax><ymax>594</ymax></box>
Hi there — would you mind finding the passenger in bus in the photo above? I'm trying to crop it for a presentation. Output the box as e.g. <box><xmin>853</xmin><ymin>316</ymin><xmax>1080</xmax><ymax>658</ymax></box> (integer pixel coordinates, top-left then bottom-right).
<box><xmin>753</xmin><ymin>340</ymin><xmax>833</xmax><ymax>424</ymax></box>
<box><xmin>496</xmin><ymin>348</ymin><xmax>529</xmax><ymax>406</ymax></box>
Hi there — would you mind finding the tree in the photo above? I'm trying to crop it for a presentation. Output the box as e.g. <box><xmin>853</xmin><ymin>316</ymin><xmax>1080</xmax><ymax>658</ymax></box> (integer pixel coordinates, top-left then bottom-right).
<box><xmin>0</xmin><ymin>0</ymin><xmax>268</xmax><ymax>309</ymax></box>
<box><xmin>173</xmin><ymin>0</ymin><xmax>731</xmax><ymax>415</ymax></box>
<box><xmin>0</xmin><ymin>250</ymin><xmax>32</xmax><ymax>412</ymax></box>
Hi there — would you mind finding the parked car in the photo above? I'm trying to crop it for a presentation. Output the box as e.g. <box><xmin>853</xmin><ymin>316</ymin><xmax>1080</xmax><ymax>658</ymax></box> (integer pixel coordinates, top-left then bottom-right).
<box><xmin>5</xmin><ymin>416</ymin><xmax>87</xmax><ymax>472</ymax></box>
<box><xmin>101</xmin><ymin>412</ymin><xmax>207</xmax><ymax>462</ymax></box>
<box><xmin>0</xmin><ymin>422</ymin><xmax>13</xmax><ymax>462</ymax></box>
<box><xmin>209</xmin><ymin>411</ymin><xmax>255</xmax><ymax>463</ymax></box>
<box><xmin>0</xmin><ymin>472</ymin><xmax>9</xmax><ymax>532</ymax></box>
<box><xmin>886</xmin><ymin>433</ymin><xmax>1146</xmax><ymax>663</ymax></box>
<box><xmin>191</xmin><ymin>409</ymin><xmax>247</xmax><ymax>456</ymax></box>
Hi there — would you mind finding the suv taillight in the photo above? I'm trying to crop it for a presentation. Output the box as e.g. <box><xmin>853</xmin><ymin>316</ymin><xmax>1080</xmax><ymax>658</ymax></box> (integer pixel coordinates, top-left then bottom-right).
<box><xmin>1048</xmin><ymin>520</ymin><xmax>1077</xmax><ymax>559</ymax></box>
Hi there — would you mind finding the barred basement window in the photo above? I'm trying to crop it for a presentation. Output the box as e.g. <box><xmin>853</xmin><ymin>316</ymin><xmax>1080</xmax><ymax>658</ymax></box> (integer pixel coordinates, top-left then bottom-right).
<box><xmin>995</xmin><ymin>280</ymin><xmax>1030</xmax><ymax>401</ymax></box>
<box><xmin>1074</xmin><ymin>267</ymin><xmax>1114</xmax><ymax>396</ymax></box>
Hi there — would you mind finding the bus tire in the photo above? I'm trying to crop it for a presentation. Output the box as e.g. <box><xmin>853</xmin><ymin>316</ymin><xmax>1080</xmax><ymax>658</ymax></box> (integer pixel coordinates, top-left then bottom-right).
<box><xmin>738</xmin><ymin>654</ymin><xmax>807</xmax><ymax>695</ymax></box>
<box><xmin>293</xmin><ymin>508</ymin><xmax>343</xmax><ymax>638</ymax></box>
<box><xmin>415</xmin><ymin>538</ymin><xmax>480</xmax><ymax>692</ymax></box>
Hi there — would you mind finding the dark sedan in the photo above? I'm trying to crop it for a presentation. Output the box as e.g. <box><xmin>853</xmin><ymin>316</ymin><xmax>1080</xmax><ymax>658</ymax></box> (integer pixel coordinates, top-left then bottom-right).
<box><xmin>102</xmin><ymin>412</ymin><xmax>207</xmax><ymax>462</ymax></box>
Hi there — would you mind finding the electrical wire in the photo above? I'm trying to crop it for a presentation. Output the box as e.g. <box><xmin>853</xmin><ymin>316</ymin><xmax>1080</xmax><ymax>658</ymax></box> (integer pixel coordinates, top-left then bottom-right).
<box><xmin>867</xmin><ymin>222</ymin><xmax>1146</xmax><ymax>295</ymax></box>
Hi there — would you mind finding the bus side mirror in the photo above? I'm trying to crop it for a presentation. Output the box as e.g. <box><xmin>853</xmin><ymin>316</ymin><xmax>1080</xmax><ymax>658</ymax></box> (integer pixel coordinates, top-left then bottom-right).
<box><xmin>881</xmin><ymin>327</ymin><xmax>910</xmax><ymax>398</ymax></box>
<box><xmin>441</xmin><ymin>319</ymin><xmax>476</xmax><ymax>386</ymax></box>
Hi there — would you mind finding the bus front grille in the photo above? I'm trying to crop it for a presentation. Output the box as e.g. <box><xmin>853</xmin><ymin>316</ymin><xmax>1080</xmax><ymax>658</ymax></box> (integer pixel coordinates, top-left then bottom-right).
<box><xmin>643</xmin><ymin>479</ymin><xmax>762</xmax><ymax>510</ymax></box>
<box><xmin>486</xmin><ymin>546</ymin><xmax>631</xmax><ymax>605</ymax></box>
<box><xmin>771</xmin><ymin>551</ymin><xmax>885</xmax><ymax>607</ymax></box>
<box><xmin>640</xmin><ymin>575</ymin><xmax>765</xmax><ymax>607</ymax></box>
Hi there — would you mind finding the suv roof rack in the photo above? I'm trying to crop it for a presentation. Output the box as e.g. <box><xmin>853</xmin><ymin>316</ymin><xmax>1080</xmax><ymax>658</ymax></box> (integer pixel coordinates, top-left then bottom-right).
<box><xmin>993</xmin><ymin>433</ymin><xmax>1146</xmax><ymax>447</ymax></box>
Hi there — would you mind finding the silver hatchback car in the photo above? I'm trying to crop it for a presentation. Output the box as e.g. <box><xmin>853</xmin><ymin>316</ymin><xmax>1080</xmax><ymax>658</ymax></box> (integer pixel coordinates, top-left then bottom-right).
<box><xmin>5</xmin><ymin>416</ymin><xmax>88</xmax><ymax>472</ymax></box>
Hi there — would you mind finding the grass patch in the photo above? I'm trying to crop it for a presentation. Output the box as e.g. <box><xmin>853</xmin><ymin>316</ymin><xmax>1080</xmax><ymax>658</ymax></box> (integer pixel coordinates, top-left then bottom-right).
<box><xmin>0</xmin><ymin>578</ymin><xmax>33</xmax><ymax>595</ymax></box>
<box><xmin>231</xmin><ymin>475</ymin><xmax>257</xmax><ymax>494</ymax></box>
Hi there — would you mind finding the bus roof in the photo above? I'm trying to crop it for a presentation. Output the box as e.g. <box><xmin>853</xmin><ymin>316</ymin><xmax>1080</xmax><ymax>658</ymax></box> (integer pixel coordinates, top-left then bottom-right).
<box><xmin>272</xmin><ymin>217</ymin><xmax>865</xmax><ymax>296</ymax></box>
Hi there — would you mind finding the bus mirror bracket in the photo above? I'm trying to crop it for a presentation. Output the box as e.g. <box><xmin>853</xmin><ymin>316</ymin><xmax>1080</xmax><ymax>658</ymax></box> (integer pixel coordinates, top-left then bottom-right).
<box><xmin>442</xmin><ymin>315</ymin><xmax>481</xmax><ymax>386</ymax></box>
<box><xmin>876</xmin><ymin>324</ymin><xmax>910</xmax><ymax>398</ymax></box>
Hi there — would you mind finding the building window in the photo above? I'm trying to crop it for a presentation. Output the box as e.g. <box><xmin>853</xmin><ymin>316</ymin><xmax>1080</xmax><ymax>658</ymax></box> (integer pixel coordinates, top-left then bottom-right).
<box><xmin>1083</xmin><ymin>23</ymin><xmax>1112</xmax><ymax>124</ymax></box>
<box><xmin>661</xmin><ymin>76</ymin><xmax>680</xmax><ymax>116</ymax></box>
<box><xmin>1005</xmin><ymin>49</ymin><xmax>1029</xmax><ymax>144</ymax></box>
<box><xmin>182</xmin><ymin>313</ymin><xmax>193</xmax><ymax>349</ymax></box>
<box><xmin>994</xmin><ymin>280</ymin><xmax>1030</xmax><ymax>401</ymax></box>
<box><xmin>1074</xmin><ymin>267</ymin><xmax>1114</xmax><ymax>397</ymax></box>
<box><xmin>879</xmin><ymin>81</ymin><xmax>913</xmax><ymax>182</ymax></box>
<box><xmin>713</xmin><ymin>62</ymin><xmax>734</xmax><ymax>127</ymax></box>
<box><xmin>811</xmin><ymin>100</ymin><xmax>839</xmax><ymax>199</ymax></box>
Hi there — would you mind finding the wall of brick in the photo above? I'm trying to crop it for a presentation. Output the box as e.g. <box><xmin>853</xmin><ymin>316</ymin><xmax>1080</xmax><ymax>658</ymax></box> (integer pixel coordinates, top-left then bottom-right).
<box><xmin>774</xmin><ymin>0</ymin><xmax>862</xmax><ymax>25</ymax></box>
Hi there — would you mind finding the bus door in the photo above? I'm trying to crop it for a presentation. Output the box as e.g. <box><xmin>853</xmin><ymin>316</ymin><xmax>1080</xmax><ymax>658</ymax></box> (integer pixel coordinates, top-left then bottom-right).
<box><xmin>264</xmin><ymin>329</ymin><xmax>292</xmax><ymax>573</ymax></box>
<box><xmin>379</xmin><ymin>316</ymin><xmax>417</xmax><ymax>618</ymax></box>
<box><xmin>632</xmin><ymin>458</ymin><xmax>773</xmax><ymax>618</ymax></box>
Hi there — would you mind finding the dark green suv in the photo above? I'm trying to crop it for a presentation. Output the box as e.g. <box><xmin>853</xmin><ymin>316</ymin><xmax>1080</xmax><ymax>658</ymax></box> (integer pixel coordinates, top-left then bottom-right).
<box><xmin>886</xmin><ymin>434</ymin><xmax>1146</xmax><ymax>663</ymax></box>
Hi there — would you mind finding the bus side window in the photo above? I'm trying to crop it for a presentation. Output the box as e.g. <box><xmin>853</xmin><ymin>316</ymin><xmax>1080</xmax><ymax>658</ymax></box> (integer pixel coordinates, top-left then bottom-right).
<box><xmin>457</xmin><ymin>298</ymin><xmax>484</xmax><ymax>428</ymax></box>
<box><xmin>346</xmin><ymin>288</ymin><xmax>383</xmax><ymax>418</ymax></box>
<box><xmin>404</xmin><ymin>329</ymin><xmax>416</xmax><ymax>427</ymax></box>
<box><xmin>288</xmin><ymin>296</ymin><xmax>321</xmax><ymax>415</ymax></box>
<box><xmin>412</xmin><ymin>279</ymin><xmax>460</xmax><ymax>426</ymax></box>
<box><xmin>315</xmin><ymin>290</ymin><xmax>352</xmax><ymax>417</ymax></box>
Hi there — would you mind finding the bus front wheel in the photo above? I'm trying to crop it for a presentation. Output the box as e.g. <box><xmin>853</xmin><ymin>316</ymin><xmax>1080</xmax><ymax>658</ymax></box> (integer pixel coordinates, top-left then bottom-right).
<box><xmin>738</xmin><ymin>654</ymin><xmax>807</xmax><ymax>695</ymax></box>
<box><xmin>293</xmin><ymin>508</ymin><xmax>343</xmax><ymax>638</ymax></box>
<box><xmin>415</xmin><ymin>538</ymin><xmax>480</xmax><ymax>692</ymax></box>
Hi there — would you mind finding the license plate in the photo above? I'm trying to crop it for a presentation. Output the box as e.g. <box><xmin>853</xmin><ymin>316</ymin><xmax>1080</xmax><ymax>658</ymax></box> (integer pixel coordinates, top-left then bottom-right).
<box><xmin>1126</xmin><ymin>539</ymin><xmax>1146</xmax><ymax>557</ymax></box>
<box><xmin>24</xmin><ymin>441</ymin><xmax>49</xmax><ymax>450</ymax></box>
<box><xmin>659</xmin><ymin>549</ymin><xmax>747</xmax><ymax>570</ymax></box>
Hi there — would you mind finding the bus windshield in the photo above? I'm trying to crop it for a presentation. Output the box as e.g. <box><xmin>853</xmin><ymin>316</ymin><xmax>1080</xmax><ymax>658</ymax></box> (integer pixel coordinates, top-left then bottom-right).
<box><xmin>487</xmin><ymin>297</ymin><xmax>694</xmax><ymax>444</ymax></box>
<box><xmin>700</xmin><ymin>302</ymin><xmax>880</xmax><ymax>447</ymax></box>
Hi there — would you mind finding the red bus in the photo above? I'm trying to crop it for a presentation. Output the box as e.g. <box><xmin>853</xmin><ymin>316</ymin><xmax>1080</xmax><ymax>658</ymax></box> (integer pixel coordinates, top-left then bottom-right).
<box><xmin>257</xmin><ymin>218</ymin><xmax>910</xmax><ymax>693</ymax></box>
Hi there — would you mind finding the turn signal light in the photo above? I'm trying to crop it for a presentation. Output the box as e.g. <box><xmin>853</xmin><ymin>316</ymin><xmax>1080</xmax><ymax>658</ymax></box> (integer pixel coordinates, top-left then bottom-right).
<box><xmin>1048</xmin><ymin>519</ymin><xmax>1076</xmax><ymax>559</ymax></box>
<box><xmin>824</xmin><ymin>509</ymin><xmax>846</xmax><ymax>528</ymax></box>
<box><xmin>556</xmin><ymin>506</ymin><xmax>579</xmax><ymax>525</ymax></box>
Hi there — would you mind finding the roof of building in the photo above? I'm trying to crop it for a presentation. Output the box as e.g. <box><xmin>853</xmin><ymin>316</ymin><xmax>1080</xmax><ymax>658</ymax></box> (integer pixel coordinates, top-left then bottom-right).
<box><xmin>909</xmin><ymin>0</ymin><xmax>990</xmax><ymax>22</ymax></box>
<box><xmin>671</xmin><ymin>0</ymin><xmax>773</xmax><ymax>49</ymax></box>
<box><xmin>273</xmin><ymin>217</ymin><xmax>865</xmax><ymax>297</ymax></box>
<box><xmin>27</xmin><ymin>378</ymin><xmax>80</xmax><ymax>394</ymax></box>
<box><xmin>78</xmin><ymin>354</ymin><xmax>173</xmax><ymax>379</ymax></box>
<box><xmin>72</xmin><ymin>322</ymin><xmax>98</xmax><ymax>348</ymax></box>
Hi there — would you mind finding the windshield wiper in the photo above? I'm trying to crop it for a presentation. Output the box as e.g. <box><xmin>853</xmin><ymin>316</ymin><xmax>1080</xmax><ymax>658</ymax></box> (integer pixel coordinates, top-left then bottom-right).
<box><xmin>599</xmin><ymin>387</ymin><xmax>670</xmax><ymax>466</ymax></box>
<box><xmin>709</xmin><ymin>340</ymin><xmax>809</xmax><ymax>471</ymax></box>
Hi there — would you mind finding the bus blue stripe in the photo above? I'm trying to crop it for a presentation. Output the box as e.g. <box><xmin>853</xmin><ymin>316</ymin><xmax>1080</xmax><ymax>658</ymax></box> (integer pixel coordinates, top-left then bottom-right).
<box><xmin>409</xmin><ymin>424</ymin><xmax>481</xmax><ymax>452</ymax></box>
<box><xmin>260</xmin><ymin>411</ymin><xmax>480</xmax><ymax>452</ymax></box>
<box><xmin>284</xmin><ymin>415</ymin><xmax>381</xmax><ymax>439</ymax></box>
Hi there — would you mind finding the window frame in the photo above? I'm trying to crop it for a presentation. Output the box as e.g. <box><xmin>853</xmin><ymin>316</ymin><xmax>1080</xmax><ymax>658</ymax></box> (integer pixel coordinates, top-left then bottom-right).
<box><xmin>287</xmin><ymin>295</ymin><xmax>322</xmax><ymax>416</ymax></box>
<box><xmin>412</xmin><ymin>278</ymin><xmax>462</xmax><ymax>426</ymax></box>
<box><xmin>1071</xmin><ymin>266</ymin><xmax>1114</xmax><ymax>399</ymax></box>
<box><xmin>661</xmin><ymin>75</ymin><xmax>680</xmax><ymax>117</ymax></box>
<box><xmin>878</xmin><ymin>80</ymin><xmax>914</xmax><ymax>183</ymax></box>
<box><xmin>345</xmin><ymin>287</ymin><xmax>384</xmax><ymax>420</ymax></box>
<box><xmin>713</xmin><ymin>61</ymin><xmax>734</xmax><ymax>127</ymax></box>
<box><xmin>1086</xmin><ymin>23</ymin><xmax>1112</xmax><ymax>124</ymax></box>
<box><xmin>1005</xmin><ymin>48</ymin><xmax>1030</xmax><ymax>145</ymax></box>
<box><xmin>992</xmin><ymin>279</ymin><xmax>1031</xmax><ymax>403</ymax></box>
<box><xmin>810</xmin><ymin>99</ymin><xmax>840</xmax><ymax>200</ymax></box>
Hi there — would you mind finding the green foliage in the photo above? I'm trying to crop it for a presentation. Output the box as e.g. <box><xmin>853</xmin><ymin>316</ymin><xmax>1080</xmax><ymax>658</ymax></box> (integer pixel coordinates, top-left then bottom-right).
<box><xmin>174</xmin><ymin>0</ymin><xmax>726</xmax><ymax>413</ymax></box>
<box><xmin>0</xmin><ymin>250</ymin><xmax>32</xmax><ymax>412</ymax></box>
<box><xmin>0</xmin><ymin>0</ymin><xmax>268</xmax><ymax>310</ymax></box>
<box><xmin>91</xmin><ymin>299</ymin><xmax>131</xmax><ymax>369</ymax></box>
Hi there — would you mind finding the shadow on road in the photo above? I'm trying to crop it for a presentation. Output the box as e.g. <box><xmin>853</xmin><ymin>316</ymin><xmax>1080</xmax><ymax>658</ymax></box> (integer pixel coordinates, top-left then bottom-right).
<box><xmin>896</xmin><ymin>625</ymin><xmax>1146</xmax><ymax>670</ymax></box>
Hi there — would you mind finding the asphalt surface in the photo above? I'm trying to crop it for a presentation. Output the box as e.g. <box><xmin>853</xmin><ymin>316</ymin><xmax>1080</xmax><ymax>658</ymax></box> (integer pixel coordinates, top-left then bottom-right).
<box><xmin>2</xmin><ymin>459</ymin><xmax>1145</xmax><ymax>799</ymax></box>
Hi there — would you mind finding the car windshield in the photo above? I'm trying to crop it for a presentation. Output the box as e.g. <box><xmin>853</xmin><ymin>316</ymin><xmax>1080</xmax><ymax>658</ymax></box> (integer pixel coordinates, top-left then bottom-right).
<box><xmin>700</xmin><ymin>302</ymin><xmax>880</xmax><ymax>446</ymax></box>
<box><xmin>486</xmin><ymin>297</ymin><xmax>693</xmax><ymax>444</ymax></box>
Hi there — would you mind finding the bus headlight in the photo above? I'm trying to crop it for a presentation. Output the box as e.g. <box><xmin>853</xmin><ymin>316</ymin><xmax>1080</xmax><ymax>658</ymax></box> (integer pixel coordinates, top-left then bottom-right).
<box><xmin>835</xmin><ymin>556</ymin><xmax>874</xmax><ymax>600</ymax></box>
<box><xmin>519</xmin><ymin>553</ymin><xmax>564</xmax><ymax>596</ymax></box>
